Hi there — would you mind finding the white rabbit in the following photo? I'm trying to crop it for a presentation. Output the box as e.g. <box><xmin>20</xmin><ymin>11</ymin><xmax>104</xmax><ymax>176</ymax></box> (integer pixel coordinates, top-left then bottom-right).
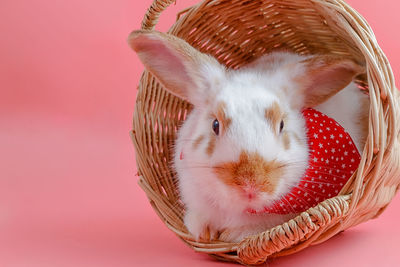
<box><xmin>128</xmin><ymin>30</ymin><xmax>369</xmax><ymax>242</ymax></box>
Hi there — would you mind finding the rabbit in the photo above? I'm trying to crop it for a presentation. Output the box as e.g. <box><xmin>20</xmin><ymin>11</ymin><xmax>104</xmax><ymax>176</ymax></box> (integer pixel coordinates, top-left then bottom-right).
<box><xmin>128</xmin><ymin>30</ymin><xmax>369</xmax><ymax>242</ymax></box>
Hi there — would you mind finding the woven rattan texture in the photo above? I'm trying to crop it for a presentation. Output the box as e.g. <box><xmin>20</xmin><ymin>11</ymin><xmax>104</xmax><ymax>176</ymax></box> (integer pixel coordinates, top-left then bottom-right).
<box><xmin>131</xmin><ymin>0</ymin><xmax>400</xmax><ymax>265</ymax></box>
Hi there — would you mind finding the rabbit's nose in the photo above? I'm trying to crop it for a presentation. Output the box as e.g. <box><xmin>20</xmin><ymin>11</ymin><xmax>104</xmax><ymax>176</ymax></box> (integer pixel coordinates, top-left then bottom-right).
<box><xmin>246</xmin><ymin>191</ymin><xmax>256</xmax><ymax>200</ymax></box>
<box><xmin>241</xmin><ymin>184</ymin><xmax>259</xmax><ymax>200</ymax></box>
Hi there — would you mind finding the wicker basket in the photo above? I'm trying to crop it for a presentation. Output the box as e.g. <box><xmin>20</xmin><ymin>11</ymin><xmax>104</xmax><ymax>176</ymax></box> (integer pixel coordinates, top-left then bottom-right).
<box><xmin>130</xmin><ymin>0</ymin><xmax>400</xmax><ymax>265</ymax></box>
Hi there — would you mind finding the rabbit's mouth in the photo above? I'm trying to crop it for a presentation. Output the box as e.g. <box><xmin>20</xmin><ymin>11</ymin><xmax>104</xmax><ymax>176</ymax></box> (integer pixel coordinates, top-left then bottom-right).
<box><xmin>245</xmin><ymin>108</ymin><xmax>360</xmax><ymax>216</ymax></box>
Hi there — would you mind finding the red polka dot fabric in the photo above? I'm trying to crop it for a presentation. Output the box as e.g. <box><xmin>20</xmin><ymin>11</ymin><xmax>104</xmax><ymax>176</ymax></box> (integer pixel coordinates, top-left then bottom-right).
<box><xmin>264</xmin><ymin>108</ymin><xmax>361</xmax><ymax>214</ymax></box>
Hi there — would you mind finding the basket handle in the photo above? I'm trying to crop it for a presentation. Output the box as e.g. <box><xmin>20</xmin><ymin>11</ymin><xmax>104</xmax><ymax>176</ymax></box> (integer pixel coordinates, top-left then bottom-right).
<box><xmin>141</xmin><ymin>0</ymin><xmax>177</xmax><ymax>30</ymax></box>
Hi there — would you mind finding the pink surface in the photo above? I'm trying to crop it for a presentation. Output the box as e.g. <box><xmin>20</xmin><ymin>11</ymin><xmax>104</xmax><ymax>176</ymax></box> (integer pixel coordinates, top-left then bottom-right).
<box><xmin>1</xmin><ymin>0</ymin><xmax>399</xmax><ymax>266</ymax></box>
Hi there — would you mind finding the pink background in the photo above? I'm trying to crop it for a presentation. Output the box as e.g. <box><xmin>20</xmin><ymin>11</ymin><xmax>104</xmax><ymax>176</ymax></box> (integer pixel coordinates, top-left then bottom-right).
<box><xmin>1</xmin><ymin>0</ymin><xmax>399</xmax><ymax>266</ymax></box>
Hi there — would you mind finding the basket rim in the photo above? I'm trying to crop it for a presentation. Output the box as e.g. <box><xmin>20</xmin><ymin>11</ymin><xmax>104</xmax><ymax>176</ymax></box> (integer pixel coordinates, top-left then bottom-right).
<box><xmin>132</xmin><ymin>0</ymin><xmax>400</xmax><ymax>265</ymax></box>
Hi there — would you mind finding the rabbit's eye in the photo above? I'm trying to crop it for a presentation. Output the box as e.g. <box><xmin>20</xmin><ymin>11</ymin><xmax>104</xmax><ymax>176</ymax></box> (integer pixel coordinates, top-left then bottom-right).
<box><xmin>212</xmin><ymin>119</ymin><xmax>220</xmax><ymax>135</ymax></box>
<box><xmin>279</xmin><ymin>120</ymin><xmax>284</xmax><ymax>133</ymax></box>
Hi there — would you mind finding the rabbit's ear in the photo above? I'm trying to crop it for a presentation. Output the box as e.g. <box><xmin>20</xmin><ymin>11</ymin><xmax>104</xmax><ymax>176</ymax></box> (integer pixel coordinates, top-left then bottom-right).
<box><xmin>128</xmin><ymin>30</ymin><xmax>224</xmax><ymax>105</ymax></box>
<box><xmin>295</xmin><ymin>56</ymin><xmax>365</xmax><ymax>108</ymax></box>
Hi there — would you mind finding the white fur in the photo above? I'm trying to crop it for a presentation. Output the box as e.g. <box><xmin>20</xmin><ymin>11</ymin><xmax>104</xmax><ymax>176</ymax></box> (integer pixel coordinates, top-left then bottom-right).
<box><xmin>129</xmin><ymin>33</ymin><xmax>368</xmax><ymax>243</ymax></box>
<box><xmin>315</xmin><ymin>83</ymin><xmax>367</xmax><ymax>152</ymax></box>
<box><xmin>173</xmin><ymin>52</ymin><xmax>368</xmax><ymax>242</ymax></box>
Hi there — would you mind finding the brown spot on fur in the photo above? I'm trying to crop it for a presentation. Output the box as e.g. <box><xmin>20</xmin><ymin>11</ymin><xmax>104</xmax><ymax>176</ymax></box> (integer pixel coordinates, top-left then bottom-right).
<box><xmin>213</xmin><ymin>151</ymin><xmax>284</xmax><ymax>194</ymax></box>
<box><xmin>264</xmin><ymin>102</ymin><xmax>283</xmax><ymax>133</ymax></box>
<box><xmin>282</xmin><ymin>132</ymin><xmax>291</xmax><ymax>150</ymax></box>
<box><xmin>206</xmin><ymin>134</ymin><xmax>216</xmax><ymax>156</ymax></box>
<box><xmin>192</xmin><ymin>135</ymin><xmax>204</xmax><ymax>149</ymax></box>
<box><xmin>216</xmin><ymin>101</ymin><xmax>232</xmax><ymax>133</ymax></box>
